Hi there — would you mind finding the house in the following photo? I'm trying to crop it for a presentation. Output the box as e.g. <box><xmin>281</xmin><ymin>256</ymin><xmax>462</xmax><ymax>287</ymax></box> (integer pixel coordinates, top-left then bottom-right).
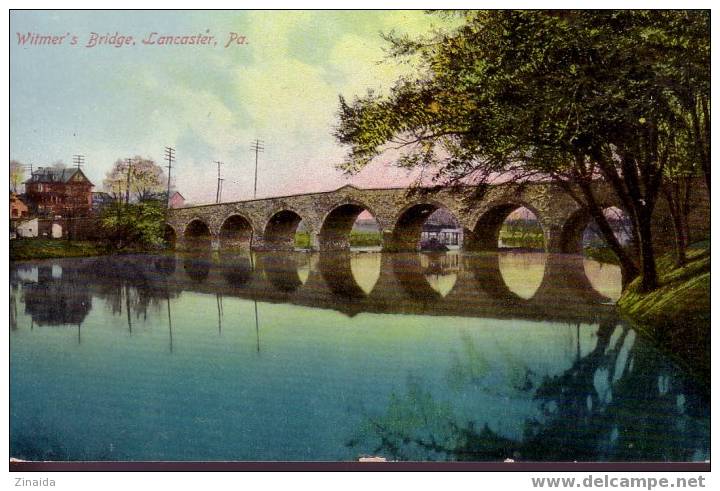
<box><xmin>24</xmin><ymin>167</ymin><xmax>94</xmax><ymax>217</ymax></box>
<box><xmin>16</xmin><ymin>218</ymin><xmax>39</xmax><ymax>238</ymax></box>
<box><xmin>420</xmin><ymin>224</ymin><xmax>464</xmax><ymax>248</ymax></box>
<box><xmin>91</xmin><ymin>191</ymin><xmax>115</xmax><ymax>212</ymax></box>
<box><xmin>168</xmin><ymin>191</ymin><xmax>185</xmax><ymax>209</ymax></box>
<box><xmin>10</xmin><ymin>192</ymin><xmax>29</xmax><ymax>219</ymax></box>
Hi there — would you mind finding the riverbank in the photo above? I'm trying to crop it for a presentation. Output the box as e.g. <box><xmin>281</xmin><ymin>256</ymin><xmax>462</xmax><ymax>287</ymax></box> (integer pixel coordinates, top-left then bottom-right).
<box><xmin>9</xmin><ymin>239</ymin><xmax>154</xmax><ymax>261</ymax></box>
<box><xmin>618</xmin><ymin>243</ymin><xmax>710</xmax><ymax>387</ymax></box>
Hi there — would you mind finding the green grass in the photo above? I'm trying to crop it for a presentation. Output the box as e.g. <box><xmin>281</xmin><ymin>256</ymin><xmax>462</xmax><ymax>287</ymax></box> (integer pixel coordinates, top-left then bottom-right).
<box><xmin>498</xmin><ymin>226</ymin><xmax>544</xmax><ymax>249</ymax></box>
<box><xmin>295</xmin><ymin>231</ymin><xmax>311</xmax><ymax>249</ymax></box>
<box><xmin>618</xmin><ymin>243</ymin><xmax>710</xmax><ymax>388</ymax></box>
<box><xmin>583</xmin><ymin>246</ymin><xmax>620</xmax><ymax>265</ymax></box>
<box><xmin>10</xmin><ymin>239</ymin><xmax>108</xmax><ymax>261</ymax></box>
<box><xmin>349</xmin><ymin>230</ymin><xmax>383</xmax><ymax>247</ymax></box>
<box><xmin>294</xmin><ymin>231</ymin><xmax>382</xmax><ymax>249</ymax></box>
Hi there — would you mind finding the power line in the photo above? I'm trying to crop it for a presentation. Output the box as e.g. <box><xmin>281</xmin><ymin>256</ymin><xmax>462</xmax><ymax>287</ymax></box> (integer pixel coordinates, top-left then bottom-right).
<box><xmin>250</xmin><ymin>139</ymin><xmax>264</xmax><ymax>199</ymax></box>
<box><xmin>214</xmin><ymin>161</ymin><xmax>224</xmax><ymax>204</ymax></box>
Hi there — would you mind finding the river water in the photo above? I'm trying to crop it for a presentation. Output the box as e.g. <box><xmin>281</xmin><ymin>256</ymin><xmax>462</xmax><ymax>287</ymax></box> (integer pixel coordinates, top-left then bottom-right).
<box><xmin>9</xmin><ymin>251</ymin><xmax>709</xmax><ymax>461</ymax></box>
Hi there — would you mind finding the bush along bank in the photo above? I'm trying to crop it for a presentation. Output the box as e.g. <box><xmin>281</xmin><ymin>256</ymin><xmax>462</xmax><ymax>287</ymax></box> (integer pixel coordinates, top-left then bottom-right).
<box><xmin>617</xmin><ymin>243</ymin><xmax>710</xmax><ymax>388</ymax></box>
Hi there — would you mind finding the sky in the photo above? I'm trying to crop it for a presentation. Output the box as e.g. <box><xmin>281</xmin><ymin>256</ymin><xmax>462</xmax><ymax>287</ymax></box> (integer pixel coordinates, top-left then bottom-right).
<box><xmin>10</xmin><ymin>10</ymin><xmax>449</xmax><ymax>204</ymax></box>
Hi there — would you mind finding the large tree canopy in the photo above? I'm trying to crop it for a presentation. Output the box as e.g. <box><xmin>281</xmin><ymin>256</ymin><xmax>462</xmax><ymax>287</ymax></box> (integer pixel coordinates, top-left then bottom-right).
<box><xmin>103</xmin><ymin>156</ymin><xmax>168</xmax><ymax>204</ymax></box>
<box><xmin>335</xmin><ymin>10</ymin><xmax>710</xmax><ymax>292</ymax></box>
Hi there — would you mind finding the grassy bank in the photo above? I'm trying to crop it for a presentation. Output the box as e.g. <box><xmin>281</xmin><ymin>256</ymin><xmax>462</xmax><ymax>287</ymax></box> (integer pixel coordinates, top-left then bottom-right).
<box><xmin>618</xmin><ymin>242</ymin><xmax>710</xmax><ymax>386</ymax></box>
<box><xmin>10</xmin><ymin>239</ymin><xmax>108</xmax><ymax>261</ymax></box>
<box><xmin>10</xmin><ymin>239</ymin><xmax>156</xmax><ymax>261</ymax></box>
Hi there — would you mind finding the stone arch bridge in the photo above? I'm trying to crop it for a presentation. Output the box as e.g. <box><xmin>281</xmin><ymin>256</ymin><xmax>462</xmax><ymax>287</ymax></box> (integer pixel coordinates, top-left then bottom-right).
<box><xmin>165</xmin><ymin>181</ymin><xmax>704</xmax><ymax>253</ymax></box>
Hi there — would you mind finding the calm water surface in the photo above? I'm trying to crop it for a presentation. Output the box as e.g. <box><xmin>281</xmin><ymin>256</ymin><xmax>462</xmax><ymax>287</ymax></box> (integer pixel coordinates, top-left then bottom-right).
<box><xmin>9</xmin><ymin>251</ymin><xmax>709</xmax><ymax>461</ymax></box>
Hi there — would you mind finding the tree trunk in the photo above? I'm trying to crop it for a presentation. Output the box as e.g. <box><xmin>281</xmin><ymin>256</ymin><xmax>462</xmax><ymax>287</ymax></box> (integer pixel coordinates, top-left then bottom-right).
<box><xmin>664</xmin><ymin>180</ymin><xmax>691</xmax><ymax>267</ymax></box>
<box><xmin>635</xmin><ymin>207</ymin><xmax>659</xmax><ymax>292</ymax></box>
<box><xmin>577</xmin><ymin>181</ymin><xmax>640</xmax><ymax>287</ymax></box>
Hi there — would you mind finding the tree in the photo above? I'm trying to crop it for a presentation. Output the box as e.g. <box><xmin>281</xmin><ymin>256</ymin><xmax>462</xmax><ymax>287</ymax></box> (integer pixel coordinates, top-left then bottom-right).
<box><xmin>335</xmin><ymin>10</ymin><xmax>709</xmax><ymax>292</ymax></box>
<box><xmin>103</xmin><ymin>156</ymin><xmax>168</xmax><ymax>204</ymax></box>
<box><xmin>10</xmin><ymin>160</ymin><xmax>25</xmax><ymax>193</ymax></box>
<box><xmin>101</xmin><ymin>201</ymin><xmax>166</xmax><ymax>249</ymax></box>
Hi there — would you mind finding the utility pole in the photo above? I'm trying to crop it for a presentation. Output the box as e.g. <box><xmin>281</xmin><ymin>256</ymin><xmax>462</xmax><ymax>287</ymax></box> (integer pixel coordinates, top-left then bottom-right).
<box><xmin>124</xmin><ymin>158</ymin><xmax>134</xmax><ymax>205</ymax></box>
<box><xmin>72</xmin><ymin>154</ymin><xmax>85</xmax><ymax>170</ymax></box>
<box><xmin>214</xmin><ymin>160</ymin><xmax>224</xmax><ymax>204</ymax></box>
<box><xmin>164</xmin><ymin>146</ymin><xmax>175</xmax><ymax>209</ymax></box>
<box><xmin>250</xmin><ymin>139</ymin><xmax>264</xmax><ymax>199</ymax></box>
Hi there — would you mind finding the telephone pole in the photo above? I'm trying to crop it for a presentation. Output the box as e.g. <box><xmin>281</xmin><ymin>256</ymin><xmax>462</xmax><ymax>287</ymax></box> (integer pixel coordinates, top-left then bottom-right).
<box><xmin>164</xmin><ymin>146</ymin><xmax>175</xmax><ymax>209</ymax></box>
<box><xmin>250</xmin><ymin>139</ymin><xmax>264</xmax><ymax>199</ymax></box>
<box><xmin>124</xmin><ymin>157</ymin><xmax>133</xmax><ymax>205</ymax></box>
<box><xmin>72</xmin><ymin>154</ymin><xmax>85</xmax><ymax>170</ymax></box>
<box><xmin>214</xmin><ymin>161</ymin><xmax>224</xmax><ymax>204</ymax></box>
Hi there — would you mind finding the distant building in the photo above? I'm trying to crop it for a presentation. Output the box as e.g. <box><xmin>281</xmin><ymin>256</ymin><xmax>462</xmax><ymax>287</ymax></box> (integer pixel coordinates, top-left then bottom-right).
<box><xmin>168</xmin><ymin>191</ymin><xmax>185</xmax><ymax>209</ymax></box>
<box><xmin>10</xmin><ymin>192</ymin><xmax>29</xmax><ymax>219</ymax></box>
<box><xmin>421</xmin><ymin>209</ymin><xmax>463</xmax><ymax>248</ymax></box>
<box><xmin>24</xmin><ymin>167</ymin><xmax>94</xmax><ymax>217</ymax></box>
<box><xmin>420</xmin><ymin>224</ymin><xmax>463</xmax><ymax>248</ymax></box>
<box><xmin>91</xmin><ymin>191</ymin><xmax>115</xmax><ymax>212</ymax></box>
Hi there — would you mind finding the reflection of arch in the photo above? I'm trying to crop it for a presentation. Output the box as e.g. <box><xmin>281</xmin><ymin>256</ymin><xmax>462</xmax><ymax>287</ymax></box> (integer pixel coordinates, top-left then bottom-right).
<box><xmin>532</xmin><ymin>254</ymin><xmax>612</xmax><ymax>306</ymax></box>
<box><xmin>219</xmin><ymin>251</ymin><xmax>254</xmax><ymax>287</ymax></box>
<box><xmin>583</xmin><ymin>259</ymin><xmax>622</xmax><ymax>302</ymax></box>
<box><xmin>164</xmin><ymin>224</ymin><xmax>177</xmax><ymax>249</ymax></box>
<box><xmin>183</xmin><ymin>254</ymin><xmax>211</xmax><ymax>283</ymax></box>
<box><xmin>467</xmin><ymin>253</ymin><xmax>526</xmax><ymax>306</ymax></box>
<box><xmin>319</xmin><ymin>202</ymin><xmax>381</xmax><ymax>251</ymax></box>
<box><xmin>319</xmin><ymin>251</ymin><xmax>368</xmax><ymax>299</ymax></box>
<box><xmin>391</xmin><ymin>253</ymin><xmax>447</xmax><ymax>302</ymax></box>
<box><xmin>264</xmin><ymin>210</ymin><xmax>304</xmax><ymax>251</ymax></box>
<box><xmin>257</xmin><ymin>253</ymin><xmax>308</xmax><ymax>292</ymax></box>
<box><xmin>184</xmin><ymin>219</ymin><xmax>212</xmax><ymax>251</ymax></box>
<box><xmin>219</xmin><ymin>214</ymin><xmax>253</xmax><ymax>250</ymax></box>
<box><xmin>389</xmin><ymin>202</ymin><xmax>457</xmax><ymax>252</ymax></box>
<box><xmin>470</xmin><ymin>203</ymin><xmax>545</xmax><ymax>251</ymax></box>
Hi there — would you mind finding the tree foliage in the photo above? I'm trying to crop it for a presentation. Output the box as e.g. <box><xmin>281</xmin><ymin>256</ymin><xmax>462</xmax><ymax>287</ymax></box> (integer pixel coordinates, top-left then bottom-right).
<box><xmin>100</xmin><ymin>201</ymin><xmax>166</xmax><ymax>249</ymax></box>
<box><xmin>103</xmin><ymin>156</ymin><xmax>168</xmax><ymax>204</ymax></box>
<box><xmin>335</xmin><ymin>10</ymin><xmax>709</xmax><ymax>292</ymax></box>
<box><xmin>10</xmin><ymin>160</ymin><xmax>25</xmax><ymax>193</ymax></box>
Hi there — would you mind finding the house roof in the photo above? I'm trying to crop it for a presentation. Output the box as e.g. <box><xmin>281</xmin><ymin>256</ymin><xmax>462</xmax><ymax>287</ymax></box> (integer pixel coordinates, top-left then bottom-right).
<box><xmin>170</xmin><ymin>191</ymin><xmax>185</xmax><ymax>200</ymax></box>
<box><xmin>24</xmin><ymin>167</ymin><xmax>93</xmax><ymax>186</ymax></box>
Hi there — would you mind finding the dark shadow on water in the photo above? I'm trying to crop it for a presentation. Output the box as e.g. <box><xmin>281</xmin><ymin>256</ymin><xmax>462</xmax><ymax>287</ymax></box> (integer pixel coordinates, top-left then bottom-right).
<box><xmin>347</xmin><ymin>318</ymin><xmax>709</xmax><ymax>462</ymax></box>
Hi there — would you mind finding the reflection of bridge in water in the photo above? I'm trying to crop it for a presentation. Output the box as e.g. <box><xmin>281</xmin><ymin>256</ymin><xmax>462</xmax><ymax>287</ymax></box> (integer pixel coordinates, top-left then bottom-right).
<box><xmin>168</xmin><ymin>251</ymin><xmax>616</xmax><ymax>324</ymax></box>
<box><xmin>11</xmin><ymin>252</ymin><xmax>619</xmax><ymax>327</ymax></box>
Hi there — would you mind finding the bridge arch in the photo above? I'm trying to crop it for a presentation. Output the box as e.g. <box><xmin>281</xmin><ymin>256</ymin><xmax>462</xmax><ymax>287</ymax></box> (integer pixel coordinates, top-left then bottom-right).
<box><xmin>319</xmin><ymin>201</ymin><xmax>384</xmax><ymax>251</ymax></box>
<box><xmin>558</xmin><ymin>205</ymin><xmax>633</xmax><ymax>254</ymax></box>
<box><xmin>469</xmin><ymin>201</ymin><xmax>546</xmax><ymax>251</ymax></box>
<box><xmin>388</xmin><ymin>201</ymin><xmax>462</xmax><ymax>252</ymax></box>
<box><xmin>263</xmin><ymin>209</ymin><xmax>307</xmax><ymax>251</ymax></box>
<box><xmin>183</xmin><ymin>218</ymin><xmax>213</xmax><ymax>250</ymax></box>
<box><xmin>164</xmin><ymin>224</ymin><xmax>177</xmax><ymax>249</ymax></box>
<box><xmin>219</xmin><ymin>213</ymin><xmax>254</xmax><ymax>250</ymax></box>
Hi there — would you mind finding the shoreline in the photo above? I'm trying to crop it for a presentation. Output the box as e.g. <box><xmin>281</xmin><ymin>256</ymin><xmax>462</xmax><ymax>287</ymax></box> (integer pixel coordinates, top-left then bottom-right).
<box><xmin>617</xmin><ymin>244</ymin><xmax>710</xmax><ymax>390</ymax></box>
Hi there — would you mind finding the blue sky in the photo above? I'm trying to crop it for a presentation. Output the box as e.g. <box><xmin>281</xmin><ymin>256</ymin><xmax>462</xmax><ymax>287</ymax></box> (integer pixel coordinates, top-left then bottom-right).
<box><xmin>11</xmin><ymin>10</ymin><xmax>445</xmax><ymax>203</ymax></box>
